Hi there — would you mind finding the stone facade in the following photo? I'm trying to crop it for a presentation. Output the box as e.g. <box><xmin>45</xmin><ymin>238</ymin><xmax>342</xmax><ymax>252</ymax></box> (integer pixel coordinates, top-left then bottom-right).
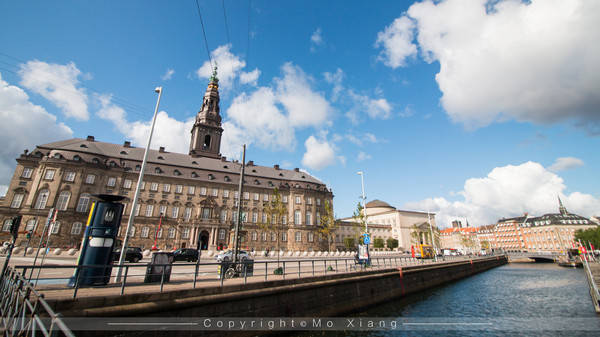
<box><xmin>0</xmin><ymin>72</ymin><xmax>333</xmax><ymax>252</ymax></box>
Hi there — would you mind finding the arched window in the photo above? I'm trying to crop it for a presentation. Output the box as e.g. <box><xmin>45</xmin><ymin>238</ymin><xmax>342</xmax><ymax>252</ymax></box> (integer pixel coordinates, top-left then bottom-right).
<box><xmin>76</xmin><ymin>193</ymin><xmax>91</xmax><ymax>213</ymax></box>
<box><xmin>203</xmin><ymin>135</ymin><xmax>211</xmax><ymax>149</ymax></box>
<box><xmin>34</xmin><ymin>189</ymin><xmax>50</xmax><ymax>209</ymax></box>
<box><xmin>56</xmin><ymin>191</ymin><xmax>71</xmax><ymax>211</ymax></box>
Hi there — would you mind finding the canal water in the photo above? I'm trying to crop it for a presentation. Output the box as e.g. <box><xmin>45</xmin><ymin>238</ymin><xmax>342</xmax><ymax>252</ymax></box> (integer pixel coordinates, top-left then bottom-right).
<box><xmin>299</xmin><ymin>263</ymin><xmax>600</xmax><ymax>337</ymax></box>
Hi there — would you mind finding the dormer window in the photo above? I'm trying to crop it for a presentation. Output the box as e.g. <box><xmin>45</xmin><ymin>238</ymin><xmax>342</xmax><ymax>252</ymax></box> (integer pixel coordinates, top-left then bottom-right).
<box><xmin>80</xmin><ymin>144</ymin><xmax>88</xmax><ymax>148</ymax></box>
<box><xmin>73</xmin><ymin>155</ymin><xmax>81</xmax><ymax>161</ymax></box>
<box><xmin>224</xmin><ymin>176</ymin><xmax>231</xmax><ymax>182</ymax></box>
<box><xmin>157</xmin><ymin>156</ymin><xmax>164</xmax><ymax>160</ymax></box>
<box><xmin>208</xmin><ymin>174</ymin><xmax>215</xmax><ymax>180</ymax></box>
<box><xmin>53</xmin><ymin>153</ymin><xmax>63</xmax><ymax>159</ymax></box>
<box><xmin>301</xmin><ymin>175</ymin><xmax>306</xmax><ymax>179</ymax></box>
<box><xmin>92</xmin><ymin>158</ymin><xmax>100</xmax><ymax>164</ymax></box>
<box><xmin>155</xmin><ymin>167</ymin><xmax>163</xmax><ymax>174</ymax></box>
<box><xmin>109</xmin><ymin>161</ymin><xmax>118</xmax><ymax>168</ymax></box>
<box><xmin>120</xmin><ymin>151</ymin><xmax>128</xmax><ymax>155</ymax></box>
<box><xmin>192</xmin><ymin>161</ymin><xmax>198</xmax><ymax>165</ymax></box>
<box><xmin>191</xmin><ymin>172</ymin><xmax>198</xmax><ymax>178</ymax></box>
<box><xmin>223</xmin><ymin>165</ymin><xmax>229</xmax><ymax>169</ymax></box>
<box><xmin>174</xmin><ymin>170</ymin><xmax>182</xmax><ymax>176</ymax></box>
<box><xmin>252</xmin><ymin>169</ymin><xmax>257</xmax><ymax>173</ymax></box>
<box><xmin>135</xmin><ymin>165</ymin><xmax>141</xmax><ymax>171</ymax></box>
<box><xmin>254</xmin><ymin>179</ymin><xmax>260</xmax><ymax>185</ymax></box>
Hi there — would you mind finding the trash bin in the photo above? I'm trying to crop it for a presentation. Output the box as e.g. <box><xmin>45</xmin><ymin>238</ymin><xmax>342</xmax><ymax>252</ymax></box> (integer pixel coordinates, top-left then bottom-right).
<box><xmin>144</xmin><ymin>252</ymin><xmax>173</xmax><ymax>283</ymax></box>
<box><xmin>241</xmin><ymin>259</ymin><xmax>254</xmax><ymax>276</ymax></box>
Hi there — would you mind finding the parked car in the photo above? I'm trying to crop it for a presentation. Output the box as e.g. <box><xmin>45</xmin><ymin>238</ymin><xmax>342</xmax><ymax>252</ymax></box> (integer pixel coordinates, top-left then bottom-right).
<box><xmin>215</xmin><ymin>250</ymin><xmax>250</xmax><ymax>262</ymax></box>
<box><xmin>113</xmin><ymin>247</ymin><xmax>143</xmax><ymax>263</ymax></box>
<box><xmin>171</xmin><ymin>248</ymin><xmax>199</xmax><ymax>262</ymax></box>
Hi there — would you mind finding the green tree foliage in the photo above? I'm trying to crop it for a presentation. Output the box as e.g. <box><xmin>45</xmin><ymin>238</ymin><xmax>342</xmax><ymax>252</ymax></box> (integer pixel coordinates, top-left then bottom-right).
<box><xmin>373</xmin><ymin>238</ymin><xmax>384</xmax><ymax>248</ymax></box>
<box><xmin>574</xmin><ymin>227</ymin><xmax>600</xmax><ymax>249</ymax></box>
<box><xmin>257</xmin><ymin>188</ymin><xmax>287</xmax><ymax>264</ymax></box>
<box><xmin>480</xmin><ymin>240</ymin><xmax>490</xmax><ymax>250</ymax></box>
<box><xmin>317</xmin><ymin>200</ymin><xmax>337</xmax><ymax>251</ymax></box>
<box><xmin>386</xmin><ymin>238</ymin><xmax>399</xmax><ymax>250</ymax></box>
<box><xmin>344</xmin><ymin>237</ymin><xmax>355</xmax><ymax>249</ymax></box>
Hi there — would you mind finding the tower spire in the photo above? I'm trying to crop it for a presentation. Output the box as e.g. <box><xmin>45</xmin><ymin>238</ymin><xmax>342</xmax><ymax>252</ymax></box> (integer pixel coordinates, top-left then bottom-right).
<box><xmin>558</xmin><ymin>195</ymin><xmax>568</xmax><ymax>215</ymax></box>
<box><xmin>189</xmin><ymin>66</ymin><xmax>223</xmax><ymax>159</ymax></box>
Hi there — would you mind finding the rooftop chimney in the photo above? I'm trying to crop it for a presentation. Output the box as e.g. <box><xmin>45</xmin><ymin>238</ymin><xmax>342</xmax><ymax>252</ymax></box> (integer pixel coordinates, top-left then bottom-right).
<box><xmin>159</xmin><ymin>146</ymin><xmax>165</xmax><ymax>153</ymax></box>
<box><xmin>123</xmin><ymin>141</ymin><xmax>131</xmax><ymax>148</ymax></box>
<box><xmin>274</xmin><ymin>164</ymin><xmax>280</xmax><ymax>170</ymax></box>
<box><xmin>86</xmin><ymin>135</ymin><xmax>95</xmax><ymax>142</ymax></box>
<box><xmin>221</xmin><ymin>157</ymin><xmax>227</xmax><ymax>162</ymax></box>
<box><xmin>247</xmin><ymin>160</ymin><xmax>254</xmax><ymax>166</ymax></box>
<box><xmin>294</xmin><ymin>168</ymin><xmax>300</xmax><ymax>172</ymax></box>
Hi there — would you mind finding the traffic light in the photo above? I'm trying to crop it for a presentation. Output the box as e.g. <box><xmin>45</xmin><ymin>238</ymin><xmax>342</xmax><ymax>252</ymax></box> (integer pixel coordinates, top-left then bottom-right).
<box><xmin>10</xmin><ymin>215</ymin><xmax>22</xmax><ymax>240</ymax></box>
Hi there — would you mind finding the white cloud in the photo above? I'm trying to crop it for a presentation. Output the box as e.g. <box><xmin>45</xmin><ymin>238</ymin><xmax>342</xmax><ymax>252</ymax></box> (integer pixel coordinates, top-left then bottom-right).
<box><xmin>343</xmin><ymin>132</ymin><xmax>379</xmax><ymax>146</ymax></box>
<box><xmin>376</xmin><ymin>0</ymin><xmax>600</xmax><ymax>132</ymax></box>
<box><xmin>399</xmin><ymin>104</ymin><xmax>415</xmax><ymax>118</ymax></box>
<box><xmin>161</xmin><ymin>68</ymin><xmax>175</xmax><ymax>81</ymax></box>
<box><xmin>197</xmin><ymin>44</ymin><xmax>259</xmax><ymax>90</ymax></box>
<box><xmin>18</xmin><ymin>60</ymin><xmax>89</xmax><ymax>120</ymax></box>
<box><xmin>375</xmin><ymin>16</ymin><xmax>417</xmax><ymax>68</ymax></box>
<box><xmin>347</xmin><ymin>90</ymin><xmax>392</xmax><ymax>122</ymax></box>
<box><xmin>301</xmin><ymin>135</ymin><xmax>338</xmax><ymax>170</ymax></box>
<box><xmin>357</xmin><ymin>151</ymin><xmax>371</xmax><ymax>162</ymax></box>
<box><xmin>96</xmin><ymin>94</ymin><xmax>194</xmax><ymax>154</ymax></box>
<box><xmin>275</xmin><ymin>63</ymin><xmax>331</xmax><ymax>128</ymax></box>
<box><xmin>323</xmin><ymin>68</ymin><xmax>344</xmax><ymax>102</ymax></box>
<box><xmin>548</xmin><ymin>157</ymin><xmax>584</xmax><ymax>172</ymax></box>
<box><xmin>239</xmin><ymin>69</ymin><xmax>260</xmax><ymax>86</ymax></box>
<box><xmin>405</xmin><ymin>161</ymin><xmax>600</xmax><ymax>228</ymax></box>
<box><xmin>310</xmin><ymin>28</ymin><xmax>324</xmax><ymax>52</ymax></box>
<box><xmin>0</xmin><ymin>73</ymin><xmax>73</xmax><ymax>194</ymax></box>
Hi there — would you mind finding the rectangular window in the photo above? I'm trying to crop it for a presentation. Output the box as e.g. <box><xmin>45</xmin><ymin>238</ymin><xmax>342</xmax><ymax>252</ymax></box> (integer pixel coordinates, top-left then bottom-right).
<box><xmin>316</xmin><ymin>211</ymin><xmax>321</xmax><ymax>225</ymax></box>
<box><xmin>263</xmin><ymin>194</ymin><xmax>269</xmax><ymax>201</ymax></box>
<box><xmin>252</xmin><ymin>212</ymin><xmax>258</xmax><ymax>223</ymax></box>
<box><xmin>282</xmin><ymin>195</ymin><xmax>288</xmax><ymax>203</ymax></box>
<box><xmin>220</xmin><ymin>210</ymin><xmax>227</xmax><ymax>222</ymax></box>
<box><xmin>150</xmin><ymin>182</ymin><xmax>158</xmax><ymax>191</ymax></box>
<box><xmin>21</xmin><ymin>167</ymin><xmax>33</xmax><ymax>178</ymax></box>
<box><xmin>188</xmin><ymin>186</ymin><xmax>195</xmax><ymax>194</ymax></box>
<box><xmin>307</xmin><ymin>197</ymin><xmax>312</xmax><ymax>205</ymax></box>
<box><xmin>25</xmin><ymin>219</ymin><xmax>37</xmax><ymax>231</ymax></box>
<box><xmin>219</xmin><ymin>229</ymin><xmax>226</xmax><ymax>240</ymax></box>
<box><xmin>295</xmin><ymin>232</ymin><xmax>302</xmax><ymax>242</ymax></box>
<box><xmin>51</xmin><ymin>221</ymin><xmax>60</xmax><ymax>234</ymax></box>
<box><xmin>295</xmin><ymin>196</ymin><xmax>301</xmax><ymax>204</ymax></box>
<box><xmin>282</xmin><ymin>232</ymin><xmax>287</xmax><ymax>242</ymax></box>
<box><xmin>243</xmin><ymin>192</ymin><xmax>249</xmax><ymax>200</ymax></box>
<box><xmin>252</xmin><ymin>232</ymin><xmax>258</xmax><ymax>241</ymax></box>
<box><xmin>163</xmin><ymin>184</ymin><xmax>170</xmax><ymax>193</ymax></box>
<box><xmin>253</xmin><ymin>193</ymin><xmax>259</xmax><ymax>201</ymax></box>
<box><xmin>168</xmin><ymin>228</ymin><xmax>176</xmax><ymax>239</ymax></box>
<box><xmin>202</xmin><ymin>208</ymin><xmax>210</xmax><ymax>219</ymax></box>
<box><xmin>200</xmin><ymin>187</ymin><xmax>207</xmax><ymax>195</ymax></box>
<box><xmin>134</xmin><ymin>204</ymin><xmax>141</xmax><ymax>216</ymax></box>
<box><xmin>107</xmin><ymin>177</ymin><xmax>116</xmax><ymax>187</ymax></box>
<box><xmin>241</xmin><ymin>211</ymin><xmax>247</xmax><ymax>222</ymax></box>
<box><xmin>159</xmin><ymin>205</ymin><xmax>167</xmax><ymax>216</ymax></box>
<box><xmin>223</xmin><ymin>190</ymin><xmax>229</xmax><ymax>198</ymax></box>
<box><xmin>175</xmin><ymin>185</ymin><xmax>183</xmax><ymax>193</ymax></box>
<box><xmin>145</xmin><ymin>205</ymin><xmax>154</xmax><ymax>217</ymax></box>
<box><xmin>140</xmin><ymin>181</ymin><xmax>145</xmax><ymax>190</ymax></box>
<box><xmin>123</xmin><ymin>179</ymin><xmax>132</xmax><ymax>189</ymax></box>
<box><xmin>64</xmin><ymin>171</ymin><xmax>76</xmax><ymax>182</ymax></box>
<box><xmin>10</xmin><ymin>193</ymin><xmax>24</xmax><ymax>208</ymax></box>
<box><xmin>44</xmin><ymin>169</ymin><xmax>55</xmax><ymax>180</ymax></box>
<box><xmin>308</xmin><ymin>232</ymin><xmax>314</xmax><ymax>242</ymax></box>
<box><xmin>262</xmin><ymin>213</ymin><xmax>267</xmax><ymax>224</ymax></box>
<box><xmin>157</xmin><ymin>228</ymin><xmax>163</xmax><ymax>238</ymax></box>
<box><xmin>306</xmin><ymin>212</ymin><xmax>312</xmax><ymax>225</ymax></box>
<box><xmin>282</xmin><ymin>215</ymin><xmax>287</xmax><ymax>225</ymax></box>
<box><xmin>234</xmin><ymin>191</ymin><xmax>239</xmax><ymax>199</ymax></box>
<box><xmin>294</xmin><ymin>211</ymin><xmax>301</xmax><ymax>225</ymax></box>
<box><xmin>2</xmin><ymin>220</ymin><xmax>12</xmax><ymax>232</ymax></box>
<box><xmin>271</xmin><ymin>232</ymin><xmax>276</xmax><ymax>241</ymax></box>
<box><xmin>212</xmin><ymin>188</ymin><xmax>218</xmax><ymax>197</ymax></box>
<box><xmin>71</xmin><ymin>222</ymin><xmax>83</xmax><ymax>235</ymax></box>
<box><xmin>182</xmin><ymin>227</ymin><xmax>190</xmax><ymax>239</ymax></box>
<box><xmin>171</xmin><ymin>206</ymin><xmax>179</xmax><ymax>218</ymax></box>
<box><xmin>262</xmin><ymin>232</ymin><xmax>267</xmax><ymax>241</ymax></box>
<box><xmin>184</xmin><ymin>207</ymin><xmax>192</xmax><ymax>220</ymax></box>
<box><xmin>141</xmin><ymin>226</ymin><xmax>150</xmax><ymax>238</ymax></box>
<box><xmin>316</xmin><ymin>198</ymin><xmax>321</xmax><ymax>206</ymax></box>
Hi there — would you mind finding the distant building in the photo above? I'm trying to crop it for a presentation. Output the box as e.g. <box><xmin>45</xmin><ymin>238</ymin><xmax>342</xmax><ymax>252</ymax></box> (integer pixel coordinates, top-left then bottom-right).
<box><xmin>333</xmin><ymin>220</ymin><xmax>392</xmax><ymax>250</ymax></box>
<box><xmin>439</xmin><ymin>226</ymin><xmax>479</xmax><ymax>253</ymax></box>
<box><xmin>0</xmin><ymin>70</ymin><xmax>333</xmax><ymax>252</ymax></box>
<box><xmin>338</xmin><ymin>199</ymin><xmax>437</xmax><ymax>251</ymax></box>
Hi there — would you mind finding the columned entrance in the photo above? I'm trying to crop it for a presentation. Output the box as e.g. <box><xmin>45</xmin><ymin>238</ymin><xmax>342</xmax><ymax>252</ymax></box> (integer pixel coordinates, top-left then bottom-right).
<box><xmin>200</xmin><ymin>230</ymin><xmax>210</xmax><ymax>250</ymax></box>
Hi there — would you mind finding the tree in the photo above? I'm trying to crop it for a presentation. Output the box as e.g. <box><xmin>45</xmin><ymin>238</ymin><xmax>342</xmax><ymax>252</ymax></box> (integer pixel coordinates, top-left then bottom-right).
<box><xmin>480</xmin><ymin>240</ymin><xmax>490</xmax><ymax>250</ymax></box>
<box><xmin>344</xmin><ymin>237</ymin><xmax>355</xmax><ymax>249</ymax></box>
<box><xmin>257</xmin><ymin>188</ymin><xmax>287</xmax><ymax>266</ymax></box>
<box><xmin>460</xmin><ymin>233</ymin><xmax>477</xmax><ymax>253</ymax></box>
<box><xmin>317</xmin><ymin>200</ymin><xmax>338</xmax><ymax>252</ymax></box>
<box><xmin>373</xmin><ymin>238</ymin><xmax>384</xmax><ymax>249</ymax></box>
<box><xmin>352</xmin><ymin>202</ymin><xmax>367</xmax><ymax>241</ymax></box>
<box><xmin>410</xmin><ymin>224</ymin><xmax>422</xmax><ymax>246</ymax></box>
<box><xmin>574</xmin><ymin>227</ymin><xmax>600</xmax><ymax>249</ymax></box>
<box><xmin>386</xmin><ymin>238</ymin><xmax>399</xmax><ymax>250</ymax></box>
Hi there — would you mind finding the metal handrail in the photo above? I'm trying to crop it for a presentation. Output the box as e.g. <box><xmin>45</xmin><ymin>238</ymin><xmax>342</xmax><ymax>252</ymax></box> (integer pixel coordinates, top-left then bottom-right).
<box><xmin>0</xmin><ymin>265</ymin><xmax>75</xmax><ymax>337</ymax></box>
<box><xmin>11</xmin><ymin>254</ymin><xmax>505</xmax><ymax>299</ymax></box>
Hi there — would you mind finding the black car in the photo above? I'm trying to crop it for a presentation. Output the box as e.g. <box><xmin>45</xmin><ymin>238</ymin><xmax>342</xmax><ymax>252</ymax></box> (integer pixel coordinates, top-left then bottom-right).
<box><xmin>113</xmin><ymin>247</ymin><xmax>143</xmax><ymax>263</ymax></box>
<box><xmin>171</xmin><ymin>248</ymin><xmax>199</xmax><ymax>262</ymax></box>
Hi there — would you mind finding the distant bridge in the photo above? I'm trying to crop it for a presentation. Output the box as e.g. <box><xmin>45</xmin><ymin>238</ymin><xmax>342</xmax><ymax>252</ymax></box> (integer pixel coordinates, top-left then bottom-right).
<box><xmin>506</xmin><ymin>251</ymin><xmax>562</xmax><ymax>262</ymax></box>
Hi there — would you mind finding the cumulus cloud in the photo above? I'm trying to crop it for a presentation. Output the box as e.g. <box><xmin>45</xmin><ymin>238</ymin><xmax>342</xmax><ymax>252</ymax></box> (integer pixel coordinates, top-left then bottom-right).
<box><xmin>357</xmin><ymin>151</ymin><xmax>371</xmax><ymax>162</ymax></box>
<box><xmin>0</xmin><ymin>73</ymin><xmax>73</xmax><ymax>195</ymax></box>
<box><xmin>96</xmin><ymin>94</ymin><xmax>194</xmax><ymax>154</ymax></box>
<box><xmin>18</xmin><ymin>60</ymin><xmax>89</xmax><ymax>120</ymax></box>
<box><xmin>197</xmin><ymin>44</ymin><xmax>260</xmax><ymax>90</ymax></box>
<box><xmin>222</xmin><ymin>62</ymin><xmax>332</xmax><ymax>159</ymax></box>
<box><xmin>376</xmin><ymin>0</ymin><xmax>600</xmax><ymax>132</ymax></box>
<box><xmin>405</xmin><ymin>161</ymin><xmax>600</xmax><ymax>228</ymax></box>
<box><xmin>301</xmin><ymin>135</ymin><xmax>338</xmax><ymax>170</ymax></box>
<box><xmin>548</xmin><ymin>157</ymin><xmax>584</xmax><ymax>172</ymax></box>
<box><xmin>310</xmin><ymin>28</ymin><xmax>324</xmax><ymax>52</ymax></box>
<box><xmin>161</xmin><ymin>68</ymin><xmax>175</xmax><ymax>81</ymax></box>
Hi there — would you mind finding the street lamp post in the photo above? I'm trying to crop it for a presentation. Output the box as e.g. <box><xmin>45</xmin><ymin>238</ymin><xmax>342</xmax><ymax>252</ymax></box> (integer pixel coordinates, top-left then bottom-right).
<box><xmin>116</xmin><ymin>86</ymin><xmax>163</xmax><ymax>282</ymax></box>
<box><xmin>357</xmin><ymin>171</ymin><xmax>368</xmax><ymax>234</ymax></box>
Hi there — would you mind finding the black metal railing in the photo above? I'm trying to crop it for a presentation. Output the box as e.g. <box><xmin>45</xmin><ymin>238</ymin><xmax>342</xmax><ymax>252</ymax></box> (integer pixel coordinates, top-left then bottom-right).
<box><xmin>0</xmin><ymin>266</ymin><xmax>74</xmax><ymax>337</ymax></box>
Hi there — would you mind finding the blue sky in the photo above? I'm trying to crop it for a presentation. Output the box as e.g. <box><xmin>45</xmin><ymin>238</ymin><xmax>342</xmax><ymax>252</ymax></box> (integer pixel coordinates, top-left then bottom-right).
<box><xmin>1</xmin><ymin>0</ymin><xmax>599</xmax><ymax>227</ymax></box>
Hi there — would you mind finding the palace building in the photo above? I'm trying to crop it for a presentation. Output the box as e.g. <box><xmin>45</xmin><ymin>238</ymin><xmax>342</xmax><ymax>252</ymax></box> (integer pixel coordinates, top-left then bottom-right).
<box><xmin>0</xmin><ymin>70</ymin><xmax>333</xmax><ymax>252</ymax></box>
